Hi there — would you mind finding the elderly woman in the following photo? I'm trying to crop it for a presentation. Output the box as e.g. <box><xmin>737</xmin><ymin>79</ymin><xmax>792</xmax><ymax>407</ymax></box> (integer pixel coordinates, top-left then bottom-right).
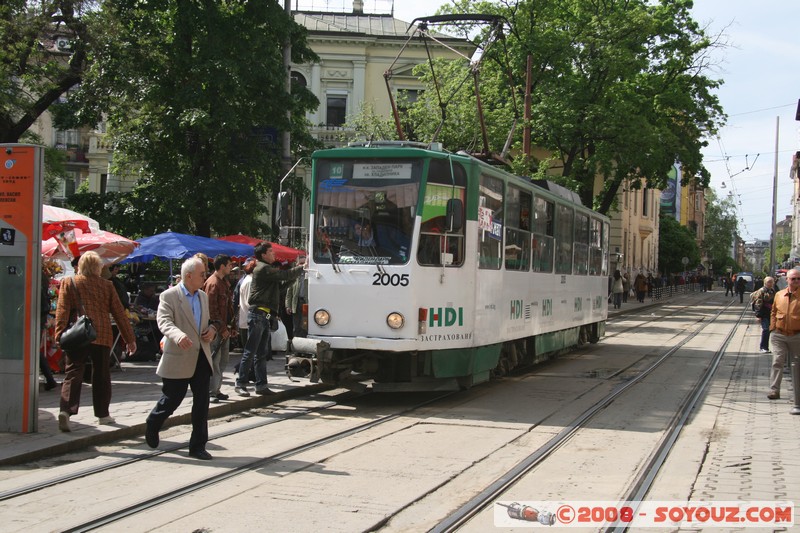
<box><xmin>55</xmin><ymin>251</ymin><xmax>137</xmax><ymax>432</ymax></box>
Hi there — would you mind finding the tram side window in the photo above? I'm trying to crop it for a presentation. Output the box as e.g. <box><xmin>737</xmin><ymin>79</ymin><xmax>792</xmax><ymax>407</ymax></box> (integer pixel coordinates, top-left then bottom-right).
<box><xmin>505</xmin><ymin>185</ymin><xmax>531</xmax><ymax>271</ymax></box>
<box><xmin>417</xmin><ymin>159</ymin><xmax>467</xmax><ymax>267</ymax></box>
<box><xmin>478</xmin><ymin>174</ymin><xmax>504</xmax><ymax>269</ymax></box>
<box><xmin>574</xmin><ymin>213</ymin><xmax>589</xmax><ymax>275</ymax></box>
<box><xmin>589</xmin><ymin>218</ymin><xmax>603</xmax><ymax>275</ymax></box>
<box><xmin>532</xmin><ymin>196</ymin><xmax>554</xmax><ymax>273</ymax></box>
<box><xmin>554</xmin><ymin>204</ymin><xmax>574</xmax><ymax>274</ymax></box>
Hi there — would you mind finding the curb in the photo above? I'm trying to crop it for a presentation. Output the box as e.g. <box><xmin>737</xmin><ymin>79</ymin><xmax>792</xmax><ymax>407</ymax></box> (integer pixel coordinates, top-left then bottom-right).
<box><xmin>0</xmin><ymin>383</ymin><xmax>331</xmax><ymax>467</ymax></box>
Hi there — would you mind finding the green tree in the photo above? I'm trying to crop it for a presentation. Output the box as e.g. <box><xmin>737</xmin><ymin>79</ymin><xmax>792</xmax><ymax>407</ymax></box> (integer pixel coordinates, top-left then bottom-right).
<box><xmin>775</xmin><ymin>233</ymin><xmax>792</xmax><ymax>270</ymax></box>
<box><xmin>702</xmin><ymin>189</ymin><xmax>739</xmax><ymax>275</ymax></box>
<box><xmin>64</xmin><ymin>0</ymin><xmax>320</xmax><ymax>237</ymax></box>
<box><xmin>658</xmin><ymin>213</ymin><xmax>700</xmax><ymax>276</ymax></box>
<box><xmin>0</xmin><ymin>0</ymin><xmax>96</xmax><ymax>143</ymax></box>
<box><xmin>419</xmin><ymin>0</ymin><xmax>725</xmax><ymax>214</ymax></box>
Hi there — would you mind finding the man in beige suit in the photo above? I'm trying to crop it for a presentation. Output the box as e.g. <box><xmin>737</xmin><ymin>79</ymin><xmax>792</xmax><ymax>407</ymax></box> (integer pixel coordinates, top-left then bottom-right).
<box><xmin>145</xmin><ymin>256</ymin><xmax>217</xmax><ymax>460</ymax></box>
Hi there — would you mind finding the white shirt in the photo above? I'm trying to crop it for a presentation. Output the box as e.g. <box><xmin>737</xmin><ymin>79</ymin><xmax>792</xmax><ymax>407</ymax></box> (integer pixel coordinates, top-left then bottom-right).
<box><xmin>238</xmin><ymin>274</ymin><xmax>252</xmax><ymax>329</ymax></box>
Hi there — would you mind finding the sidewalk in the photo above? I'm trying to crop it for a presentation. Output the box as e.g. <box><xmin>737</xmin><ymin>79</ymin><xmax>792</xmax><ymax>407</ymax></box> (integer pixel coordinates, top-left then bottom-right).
<box><xmin>0</xmin><ymin>353</ymin><xmax>327</xmax><ymax>466</ymax></box>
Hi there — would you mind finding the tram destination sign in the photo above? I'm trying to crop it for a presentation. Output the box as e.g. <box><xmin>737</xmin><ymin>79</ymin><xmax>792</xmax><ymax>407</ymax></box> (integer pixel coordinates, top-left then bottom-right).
<box><xmin>353</xmin><ymin>163</ymin><xmax>412</xmax><ymax>180</ymax></box>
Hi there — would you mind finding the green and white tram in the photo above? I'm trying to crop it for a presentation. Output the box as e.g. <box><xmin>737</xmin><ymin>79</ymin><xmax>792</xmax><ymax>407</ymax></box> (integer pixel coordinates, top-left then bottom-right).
<box><xmin>299</xmin><ymin>141</ymin><xmax>609</xmax><ymax>390</ymax></box>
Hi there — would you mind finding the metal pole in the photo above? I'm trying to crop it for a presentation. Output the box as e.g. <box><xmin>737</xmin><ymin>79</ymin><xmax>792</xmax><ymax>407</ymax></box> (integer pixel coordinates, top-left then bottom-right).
<box><xmin>523</xmin><ymin>55</ymin><xmax>532</xmax><ymax>158</ymax></box>
<box><xmin>770</xmin><ymin>116</ymin><xmax>779</xmax><ymax>274</ymax></box>
<box><xmin>278</xmin><ymin>0</ymin><xmax>293</xmax><ymax>237</ymax></box>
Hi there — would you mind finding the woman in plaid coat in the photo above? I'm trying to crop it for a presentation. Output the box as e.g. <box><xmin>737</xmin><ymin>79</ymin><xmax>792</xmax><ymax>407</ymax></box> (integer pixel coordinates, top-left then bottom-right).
<box><xmin>55</xmin><ymin>252</ymin><xmax>137</xmax><ymax>432</ymax></box>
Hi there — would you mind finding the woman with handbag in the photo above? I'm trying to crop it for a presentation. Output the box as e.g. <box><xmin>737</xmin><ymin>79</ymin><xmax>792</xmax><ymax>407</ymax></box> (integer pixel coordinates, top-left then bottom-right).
<box><xmin>55</xmin><ymin>252</ymin><xmax>137</xmax><ymax>432</ymax></box>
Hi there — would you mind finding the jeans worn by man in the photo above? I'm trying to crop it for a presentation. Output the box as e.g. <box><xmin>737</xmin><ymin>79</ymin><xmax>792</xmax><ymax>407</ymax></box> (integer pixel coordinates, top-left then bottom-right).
<box><xmin>237</xmin><ymin>308</ymin><xmax>273</xmax><ymax>394</ymax></box>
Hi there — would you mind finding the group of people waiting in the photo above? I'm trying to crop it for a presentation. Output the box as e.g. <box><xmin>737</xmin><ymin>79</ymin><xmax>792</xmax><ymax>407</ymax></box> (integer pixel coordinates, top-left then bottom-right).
<box><xmin>51</xmin><ymin>243</ymin><xmax>308</xmax><ymax>460</ymax></box>
<box><xmin>609</xmin><ymin>270</ymin><xmax>650</xmax><ymax>309</ymax></box>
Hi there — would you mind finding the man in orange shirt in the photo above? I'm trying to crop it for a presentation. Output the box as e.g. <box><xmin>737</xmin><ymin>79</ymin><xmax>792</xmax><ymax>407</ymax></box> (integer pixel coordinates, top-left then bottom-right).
<box><xmin>769</xmin><ymin>268</ymin><xmax>800</xmax><ymax>413</ymax></box>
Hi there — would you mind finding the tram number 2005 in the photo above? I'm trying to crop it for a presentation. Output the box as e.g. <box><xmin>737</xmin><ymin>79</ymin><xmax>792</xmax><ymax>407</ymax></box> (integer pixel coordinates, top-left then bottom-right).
<box><xmin>372</xmin><ymin>273</ymin><xmax>410</xmax><ymax>287</ymax></box>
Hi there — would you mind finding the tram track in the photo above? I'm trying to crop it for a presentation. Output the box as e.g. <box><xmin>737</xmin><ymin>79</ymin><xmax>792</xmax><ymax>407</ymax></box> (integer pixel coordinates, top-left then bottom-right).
<box><xmin>1</xmin><ymin>294</ymin><xmax>749</xmax><ymax>532</ymax></box>
<box><xmin>5</xmin><ymin>391</ymin><xmax>459</xmax><ymax>533</ymax></box>
<box><xmin>425</xmin><ymin>300</ymin><xmax>747</xmax><ymax>532</ymax></box>
<box><xmin>0</xmin><ymin>394</ymin><xmax>343</xmax><ymax>503</ymax></box>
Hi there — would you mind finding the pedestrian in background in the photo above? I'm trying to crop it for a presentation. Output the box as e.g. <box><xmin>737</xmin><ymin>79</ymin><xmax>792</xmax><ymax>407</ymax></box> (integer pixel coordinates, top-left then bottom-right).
<box><xmin>725</xmin><ymin>276</ymin><xmax>734</xmax><ymax>297</ymax></box>
<box><xmin>622</xmin><ymin>272</ymin><xmax>630</xmax><ymax>303</ymax></box>
<box><xmin>39</xmin><ymin>270</ymin><xmax>58</xmax><ymax>391</ymax></box>
<box><xmin>768</xmin><ymin>269</ymin><xmax>800</xmax><ymax>401</ymax></box>
<box><xmin>233</xmin><ymin>258</ymin><xmax>257</xmax><ymax>355</ymax></box>
<box><xmin>204</xmin><ymin>254</ymin><xmax>234</xmax><ymax>403</ymax></box>
<box><xmin>55</xmin><ymin>252</ymin><xmax>136</xmax><ymax>432</ymax></box>
<box><xmin>145</xmin><ymin>256</ymin><xmax>217</xmax><ymax>460</ymax></box>
<box><xmin>753</xmin><ymin>276</ymin><xmax>776</xmax><ymax>353</ymax></box>
<box><xmin>285</xmin><ymin>252</ymin><xmax>308</xmax><ymax>337</ymax></box>
<box><xmin>611</xmin><ymin>270</ymin><xmax>624</xmax><ymax>309</ymax></box>
<box><xmin>735</xmin><ymin>275</ymin><xmax>746</xmax><ymax>303</ymax></box>
<box><xmin>634</xmin><ymin>271</ymin><xmax>647</xmax><ymax>303</ymax></box>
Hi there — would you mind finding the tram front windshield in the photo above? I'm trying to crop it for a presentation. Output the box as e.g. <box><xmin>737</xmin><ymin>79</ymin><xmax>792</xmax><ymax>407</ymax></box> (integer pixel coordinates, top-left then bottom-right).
<box><xmin>313</xmin><ymin>158</ymin><xmax>422</xmax><ymax>265</ymax></box>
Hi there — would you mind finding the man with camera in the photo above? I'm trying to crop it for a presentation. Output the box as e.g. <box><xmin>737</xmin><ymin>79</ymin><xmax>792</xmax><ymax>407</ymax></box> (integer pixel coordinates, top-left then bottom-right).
<box><xmin>236</xmin><ymin>242</ymin><xmax>305</xmax><ymax>396</ymax></box>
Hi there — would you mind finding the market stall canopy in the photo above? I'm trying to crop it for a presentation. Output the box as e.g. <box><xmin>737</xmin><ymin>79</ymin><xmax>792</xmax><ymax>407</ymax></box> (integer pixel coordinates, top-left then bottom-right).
<box><xmin>217</xmin><ymin>234</ymin><xmax>304</xmax><ymax>262</ymax></box>
<box><xmin>121</xmin><ymin>231</ymin><xmax>254</xmax><ymax>263</ymax></box>
<box><xmin>42</xmin><ymin>227</ymin><xmax>139</xmax><ymax>264</ymax></box>
<box><xmin>42</xmin><ymin>204</ymin><xmax>100</xmax><ymax>239</ymax></box>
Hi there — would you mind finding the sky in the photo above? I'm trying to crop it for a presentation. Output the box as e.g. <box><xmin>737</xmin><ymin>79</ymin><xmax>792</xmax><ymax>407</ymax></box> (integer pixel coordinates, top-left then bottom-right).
<box><xmin>390</xmin><ymin>0</ymin><xmax>800</xmax><ymax>243</ymax></box>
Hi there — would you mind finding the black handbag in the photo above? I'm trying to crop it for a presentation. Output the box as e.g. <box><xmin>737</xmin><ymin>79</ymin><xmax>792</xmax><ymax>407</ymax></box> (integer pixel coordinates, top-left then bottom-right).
<box><xmin>59</xmin><ymin>278</ymin><xmax>98</xmax><ymax>350</ymax></box>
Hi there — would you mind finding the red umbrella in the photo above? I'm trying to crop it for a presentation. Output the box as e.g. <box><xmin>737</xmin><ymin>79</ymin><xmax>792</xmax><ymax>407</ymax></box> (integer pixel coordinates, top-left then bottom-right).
<box><xmin>42</xmin><ymin>227</ymin><xmax>139</xmax><ymax>264</ymax></box>
<box><xmin>42</xmin><ymin>205</ymin><xmax>100</xmax><ymax>239</ymax></box>
<box><xmin>217</xmin><ymin>234</ymin><xmax>303</xmax><ymax>262</ymax></box>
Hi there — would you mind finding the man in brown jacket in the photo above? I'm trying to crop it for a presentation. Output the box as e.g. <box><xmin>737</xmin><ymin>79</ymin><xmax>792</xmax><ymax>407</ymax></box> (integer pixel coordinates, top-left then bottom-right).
<box><xmin>769</xmin><ymin>268</ymin><xmax>800</xmax><ymax>409</ymax></box>
<box><xmin>203</xmin><ymin>254</ymin><xmax>234</xmax><ymax>403</ymax></box>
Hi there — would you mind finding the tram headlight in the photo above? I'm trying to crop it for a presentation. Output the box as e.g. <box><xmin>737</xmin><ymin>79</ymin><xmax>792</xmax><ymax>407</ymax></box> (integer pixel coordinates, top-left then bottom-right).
<box><xmin>386</xmin><ymin>312</ymin><xmax>405</xmax><ymax>329</ymax></box>
<box><xmin>314</xmin><ymin>309</ymin><xmax>330</xmax><ymax>327</ymax></box>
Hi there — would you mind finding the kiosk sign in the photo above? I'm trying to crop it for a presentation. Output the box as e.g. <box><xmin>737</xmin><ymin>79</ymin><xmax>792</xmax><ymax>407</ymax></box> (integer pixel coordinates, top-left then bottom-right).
<box><xmin>0</xmin><ymin>144</ymin><xmax>43</xmax><ymax>432</ymax></box>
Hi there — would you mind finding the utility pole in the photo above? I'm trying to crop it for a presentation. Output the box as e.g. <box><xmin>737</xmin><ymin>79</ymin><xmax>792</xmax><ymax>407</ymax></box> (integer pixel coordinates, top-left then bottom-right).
<box><xmin>770</xmin><ymin>116</ymin><xmax>779</xmax><ymax>274</ymax></box>
<box><xmin>278</xmin><ymin>0</ymin><xmax>293</xmax><ymax>243</ymax></box>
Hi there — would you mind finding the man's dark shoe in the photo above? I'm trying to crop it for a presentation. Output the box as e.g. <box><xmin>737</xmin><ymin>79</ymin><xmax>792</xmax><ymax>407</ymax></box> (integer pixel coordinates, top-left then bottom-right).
<box><xmin>767</xmin><ymin>391</ymin><xmax>780</xmax><ymax>400</ymax></box>
<box><xmin>215</xmin><ymin>392</ymin><xmax>229</xmax><ymax>401</ymax></box>
<box><xmin>255</xmin><ymin>388</ymin><xmax>276</xmax><ymax>395</ymax></box>
<box><xmin>145</xmin><ymin>423</ymin><xmax>159</xmax><ymax>448</ymax></box>
<box><xmin>188</xmin><ymin>449</ymin><xmax>213</xmax><ymax>460</ymax></box>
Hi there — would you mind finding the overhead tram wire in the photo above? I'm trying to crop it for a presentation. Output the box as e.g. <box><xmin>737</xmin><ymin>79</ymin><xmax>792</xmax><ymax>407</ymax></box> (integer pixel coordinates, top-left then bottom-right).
<box><xmin>714</xmin><ymin>135</ymin><xmax>757</xmax><ymax>240</ymax></box>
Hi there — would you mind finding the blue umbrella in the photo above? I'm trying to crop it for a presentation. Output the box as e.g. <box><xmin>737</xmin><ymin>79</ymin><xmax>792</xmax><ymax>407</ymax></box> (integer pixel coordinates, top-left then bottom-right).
<box><xmin>120</xmin><ymin>231</ymin><xmax>255</xmax><ymax>263</ymax></box>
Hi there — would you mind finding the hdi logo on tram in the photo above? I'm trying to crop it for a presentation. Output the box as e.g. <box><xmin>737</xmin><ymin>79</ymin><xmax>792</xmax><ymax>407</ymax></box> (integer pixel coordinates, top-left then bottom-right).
<box><xmin>428</xmin><ymin>307</ymin><xmax>464</xmax><ymax>328</ymax></box>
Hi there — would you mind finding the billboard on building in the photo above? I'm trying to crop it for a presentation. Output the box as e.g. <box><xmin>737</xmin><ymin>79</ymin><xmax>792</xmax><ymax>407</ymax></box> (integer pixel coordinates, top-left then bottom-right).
<box><xmin>660</xmin><ymin>162</ymin><xmax>682</xmax><ymax>221</ymax></box>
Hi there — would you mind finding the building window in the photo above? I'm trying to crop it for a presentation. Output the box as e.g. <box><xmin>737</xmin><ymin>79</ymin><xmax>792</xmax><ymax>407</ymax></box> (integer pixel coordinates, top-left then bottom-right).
<box><xmin>291</xmin><ymin>71</ymin><xmax>307</xmax><ymax>89</ymax></box>
<box><xmin>53</xmin><ymin>172</ymin><xmax>78</xmax><ymax>198</ymax></box>
<box><xmin>642</xmin><ymin>188</ymin><xmax>649</xmax><ymax>217</ymax></box>
<box><xmin>326</xmin><ymin>95</ymin><xmax>347</xmax><ymax>127</ymax></box>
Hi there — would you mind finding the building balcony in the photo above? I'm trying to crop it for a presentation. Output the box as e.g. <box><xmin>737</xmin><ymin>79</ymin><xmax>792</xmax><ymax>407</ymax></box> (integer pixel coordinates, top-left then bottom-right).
<box><xmin>310</xmin><ymin>125</ymin><xmax>356</xmax><ymax>147</ymax></box>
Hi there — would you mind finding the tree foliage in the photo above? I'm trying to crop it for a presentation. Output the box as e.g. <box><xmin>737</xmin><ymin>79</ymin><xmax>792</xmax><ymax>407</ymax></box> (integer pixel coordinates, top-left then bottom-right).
<box><xmin>64</xmin><ymin>0</ymin><xmax>320</xmax><ymax>237</ymax></box>
<box><xmin>0</xmin><ymin>0</ymin><xmax>97</xmax><ymax>143</ymax></box>
<box><xmin>411</xmin><ymin>0</ymin><xmax>725</xmax><ymax>214</ymax></box>
<box><xmin>702</xmin><ymin>188</ymin><xmax>740</xmax><ymax>274</ymax></box>
<box><xmin>658</xmin><ymin>213</ymin><xmax>700</xmax><ymax>275</ymax></box>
